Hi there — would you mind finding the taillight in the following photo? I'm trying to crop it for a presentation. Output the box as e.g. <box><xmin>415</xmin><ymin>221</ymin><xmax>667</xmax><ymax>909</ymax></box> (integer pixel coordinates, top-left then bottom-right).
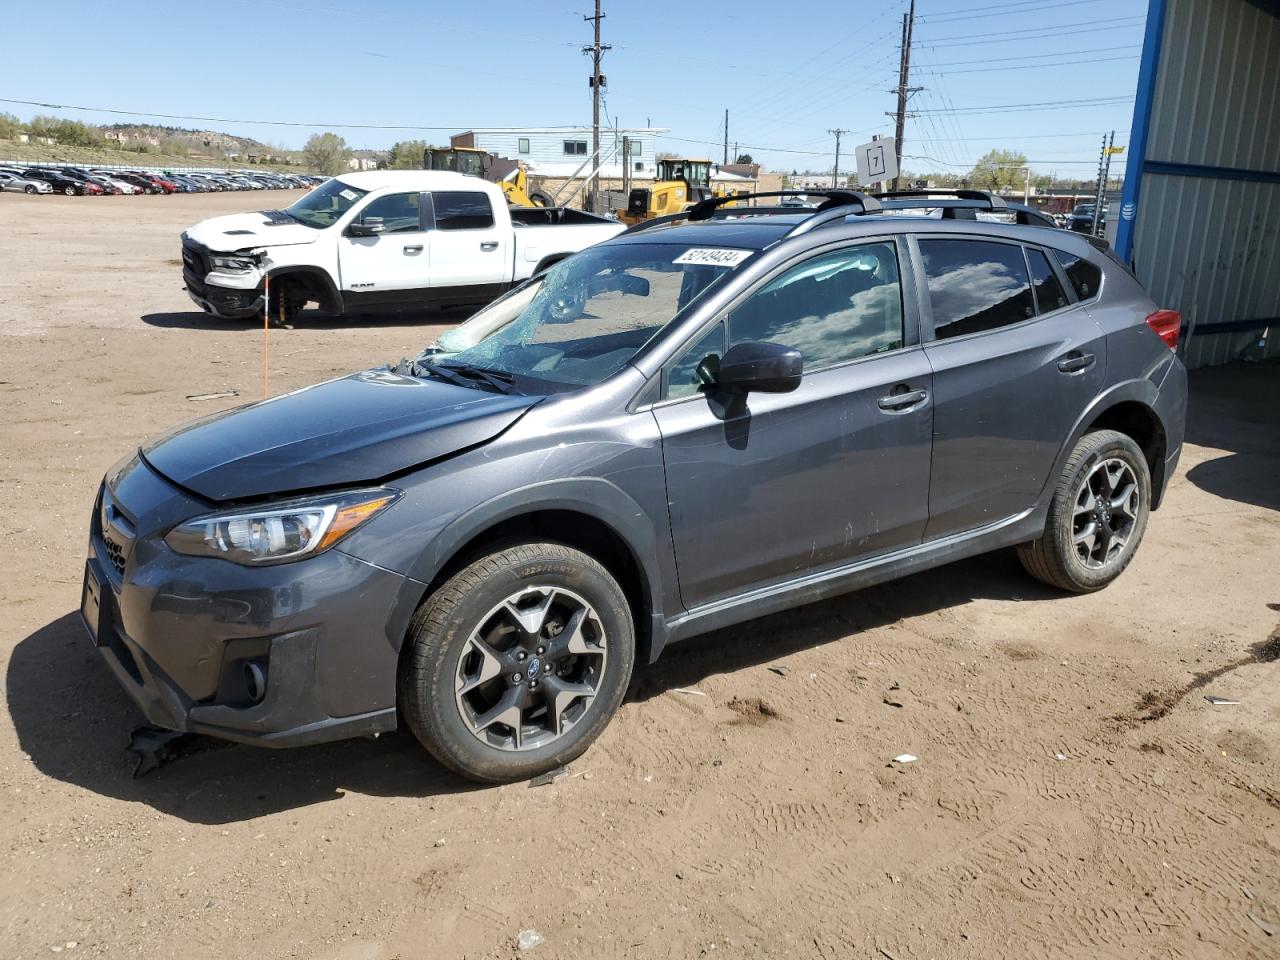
<box><xmin>1145</xmin><ymin>309</ymin><xmax>1181</xmax><ymax>350</ymax></box>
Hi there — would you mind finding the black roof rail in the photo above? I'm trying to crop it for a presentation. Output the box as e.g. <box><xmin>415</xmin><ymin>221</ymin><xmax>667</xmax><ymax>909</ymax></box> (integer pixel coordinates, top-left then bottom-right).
<box><xmin>871</xmin><ymin>188</ymin><xmax>1008</xmax><ymax>210</ymax></box>
<box><xmin>621</xmin><ymin>189</ymin><xmax>882</xmax><ymax>235</ymax></box>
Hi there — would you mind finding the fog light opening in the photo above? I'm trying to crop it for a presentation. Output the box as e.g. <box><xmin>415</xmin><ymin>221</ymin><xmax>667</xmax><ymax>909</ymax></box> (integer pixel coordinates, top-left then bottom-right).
<box><xmin>243</xmin><ymin>661</ymin><xmax>267</xmax><ymax>704</ymax></box>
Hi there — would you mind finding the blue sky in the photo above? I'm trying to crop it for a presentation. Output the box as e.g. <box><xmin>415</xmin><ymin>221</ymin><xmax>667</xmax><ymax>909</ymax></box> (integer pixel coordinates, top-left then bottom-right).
<box><xmin>0</xmin><ymin>0</ymin><xmax>1148</xmax><ymax>177</ymax></box>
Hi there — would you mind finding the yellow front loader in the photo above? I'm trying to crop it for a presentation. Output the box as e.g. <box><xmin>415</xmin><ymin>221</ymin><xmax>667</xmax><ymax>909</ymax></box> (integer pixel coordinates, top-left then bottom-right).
<box><xmin>422</xmin><ymin>146</ymin><xmax>553</xmax><ymax>208</ymax></box>
<box><xmin>619</xmin><ymin>158</ymin><xmax>745</xmax><ymax>225</ymax></box>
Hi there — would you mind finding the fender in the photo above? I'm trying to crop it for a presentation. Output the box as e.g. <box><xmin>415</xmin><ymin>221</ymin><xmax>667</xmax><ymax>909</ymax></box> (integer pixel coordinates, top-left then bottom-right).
<box><xmin>532</xmin><ymin>252</ymin><xmax>573</xmax><ymax>275</ymax></box>
<box><xmin>265</xmin><ymin>265</ymin><xmax>343</xmax><ymax>314</ymax></box>
<box><xmin>384</xmin><ymin>477</ymin><xmax>673</xmax><ymax>661</ymax></box>
<box><xmin>1037</xmin><ymin>376</ymin><xmax>1167</xmax><ymax>512</ymax></box>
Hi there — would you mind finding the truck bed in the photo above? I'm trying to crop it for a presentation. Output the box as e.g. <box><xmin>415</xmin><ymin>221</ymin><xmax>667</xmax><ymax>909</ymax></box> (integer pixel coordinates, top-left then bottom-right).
<box><xmin>510</xmin><ymin>207</ymin><xmax>619</xmax><ymax>227</ymax></box>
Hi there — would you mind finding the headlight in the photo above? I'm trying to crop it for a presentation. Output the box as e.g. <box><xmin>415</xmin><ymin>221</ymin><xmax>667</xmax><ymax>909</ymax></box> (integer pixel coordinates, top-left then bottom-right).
<box><xmin>165</xmin><ymin>489</ymin><xmax>399</xmax><ymax>565</ymax></box>
<box><xmin>211</xmin><ymin>255</ymin><xmax>258</xmax><ymax>273</ymax></box>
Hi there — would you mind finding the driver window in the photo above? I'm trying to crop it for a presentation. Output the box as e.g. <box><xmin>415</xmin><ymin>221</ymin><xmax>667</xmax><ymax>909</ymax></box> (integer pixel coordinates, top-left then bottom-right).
<box><xmin>359</xmin><ymin>192</ymin><xmax>422</xmax><ymax>234</ymax></box>
<box><xmin>664</xmin><ymin>321</ymin><xmax>726</xmax><ymax>400</ymax></box>
<box><xmin>727</xmin><ymin>242</ymin><xmax>904</xmax><ymax>370</ymax></box>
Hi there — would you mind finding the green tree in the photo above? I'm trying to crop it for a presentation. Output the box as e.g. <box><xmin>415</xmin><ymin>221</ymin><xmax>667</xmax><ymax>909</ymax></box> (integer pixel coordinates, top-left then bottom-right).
<box><xmin>0</xmin><ymin>112</ymin><xmax>24</xmax><ymax>140</ymax></box>
<box><xmin>303</xmin><ymin>132</ymin><xmax>352</xmax><ymax>175</ymax></box>
<box><xmin>386</xmin><ymin>140</ymin><xmax>427</xmax><ymax>169</ymax></box>
<box><xmin>968</xmin><ymin>149</ymin><xmax>1029</xmax><ymax>192</ymax></box>
<box><xmin>735</xmin><ymin>153</ymin><xmax>754</xmax><ymax>164</ymax></box>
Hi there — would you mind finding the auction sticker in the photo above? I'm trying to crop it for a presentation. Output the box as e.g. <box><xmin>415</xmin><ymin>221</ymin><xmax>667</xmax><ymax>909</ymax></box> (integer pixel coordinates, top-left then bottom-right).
<box><xmin>673</xmin><ymin>248</ymin><xmax>752</xmax><ymax>267</ymax></box>
<box><xmin>339</xmin><ymin>188</ymin><xmax>359</xmax><ymax>201</ymax></box>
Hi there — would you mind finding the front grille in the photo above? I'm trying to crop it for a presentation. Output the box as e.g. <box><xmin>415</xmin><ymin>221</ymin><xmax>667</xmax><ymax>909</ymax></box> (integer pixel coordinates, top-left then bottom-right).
<box><xmin>627</xmin><ymin>188</ymin><xmax>650</xmax><ymax>218</ymax></box>
<box><xmin>181</xmin><ymin>237</ymin><xmax>208</xmax><ymax>296</ymax></box>
<box><xmin>103</xmin><ymin>533</ymin><xmax>127</xmax><ymax>578</ymax></box>
<box><xmin>98</xmin><ymin>486</ymin><xmax>136</xmax><ymax>581</ymax></box>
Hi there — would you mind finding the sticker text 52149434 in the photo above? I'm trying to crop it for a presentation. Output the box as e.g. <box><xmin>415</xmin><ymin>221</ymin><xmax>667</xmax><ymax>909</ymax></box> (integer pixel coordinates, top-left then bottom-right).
<box><xmin>673</xmin><ymin>248</ymin><xmax>752</xmax><ymax>267</ymax></box>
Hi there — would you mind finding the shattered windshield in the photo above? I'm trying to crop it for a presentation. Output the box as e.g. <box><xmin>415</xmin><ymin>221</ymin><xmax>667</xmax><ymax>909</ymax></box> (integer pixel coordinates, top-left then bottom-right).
<box><xmin>285</xmin><ymin>178</ymin><xmax>369</xmax><ymax>229</ymax></box>
<box><xmin>422</xmin><ymin>243</ymin><xmax>750</xmax><ymax>393</ymax></box>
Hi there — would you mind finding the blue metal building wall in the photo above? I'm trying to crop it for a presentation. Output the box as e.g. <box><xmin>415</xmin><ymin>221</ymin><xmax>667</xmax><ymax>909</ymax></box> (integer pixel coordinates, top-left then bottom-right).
<box><xmin>1118</xmin><ymin>0</ymin><xmax>1280</xmax><ymax>368</ymax></box>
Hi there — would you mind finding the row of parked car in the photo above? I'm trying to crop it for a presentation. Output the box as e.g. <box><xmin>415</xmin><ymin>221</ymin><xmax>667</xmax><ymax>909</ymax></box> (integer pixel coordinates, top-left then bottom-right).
<box><xmin>0</xmin><ymin>164</ymin><xmax>325</xmax><ymax>196</ymax></box>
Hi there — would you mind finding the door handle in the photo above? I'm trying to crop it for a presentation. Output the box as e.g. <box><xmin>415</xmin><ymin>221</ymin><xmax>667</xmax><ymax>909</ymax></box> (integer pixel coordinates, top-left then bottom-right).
<box><xmin>877</xmin><ymin>387</ymin><xmax>928</xmax><ymax>411</ymax></box>
<box><xmin>480</xmin><ymin>241</ymin><xmax>499</xmax><ymax>251</ymax></box>
<box><xmin>1057</xmin><ymin>351</ymin><xmax>1095</xmax><ymax>374</ymax></box>
<box><xmin>403</xmin><ymin>244</ymin><xmax>423</xmax><ymax>254</ymax></box>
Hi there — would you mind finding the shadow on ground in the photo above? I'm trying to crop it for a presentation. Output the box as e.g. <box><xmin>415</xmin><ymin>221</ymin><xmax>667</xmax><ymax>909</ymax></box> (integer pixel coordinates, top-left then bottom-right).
<box><xmin>8</xmin><ymin>552</ymin><xmax>1048</xmax><ymax>824</ymax></box>
<box><xmin>6</xmin><ymin>612</ymin><xmax>481</xmax><ymax>825</ymax></box>
<box><xmin>632</xmin><ymin>549</ymin><xmax>1054</xmax><ymax>700</ymax></box>
<box><xmin>1184</xmin><ymin>359</ymin><xmax>1280</xmax><ymax>510</ymax></box>
<box><xmin>140</xmin><ymin>307</ymin><xmax>477</xmax><ymax>332</ymax></box>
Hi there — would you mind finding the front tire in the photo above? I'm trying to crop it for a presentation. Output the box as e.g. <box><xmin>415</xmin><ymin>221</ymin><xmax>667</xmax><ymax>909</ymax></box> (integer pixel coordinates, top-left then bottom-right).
<box><xmin>399</xmin><ymin>542</ymin><xmax>635</xmax><ymax>783</ymax></box>
<box><xmin>24</xmin><ymin>185</ymin><xmax>36</xmax><ymax>195</ymax></box>
<box><xmin>1018</xmin><ymin>429</ymin><xmax>1151</xmax><ymax>593</ymax></box>
<box><xmin>64</xmin><ymin>185</ymin><xmax>76</xmax><ymax>196</ymax></box>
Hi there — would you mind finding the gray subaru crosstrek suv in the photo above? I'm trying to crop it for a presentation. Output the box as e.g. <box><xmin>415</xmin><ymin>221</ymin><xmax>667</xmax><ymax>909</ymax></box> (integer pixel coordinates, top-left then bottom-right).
<box><xmin>82</xmin><ymin>191</ymin><xmax>1187</xmax><ymax>782</ymax></box>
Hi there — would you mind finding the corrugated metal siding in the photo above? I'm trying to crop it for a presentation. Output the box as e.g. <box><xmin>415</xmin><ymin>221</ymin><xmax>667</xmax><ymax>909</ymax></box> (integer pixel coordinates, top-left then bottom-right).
<box><xmin>1134</xmin><ymin>0</ymin><xmax>1280</xmax><ymax>368</ymax></box>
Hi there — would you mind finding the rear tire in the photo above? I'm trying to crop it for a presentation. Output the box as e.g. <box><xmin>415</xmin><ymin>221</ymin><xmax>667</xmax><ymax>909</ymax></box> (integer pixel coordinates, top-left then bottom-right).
<box><xmin>1018</xmin><ymin>429</ymin><xmax>1151</xmax><ymax>593</ymax></box>
<box><xmin>399</xmin><ymin>542</ymin><xmax>635</xmax><ymax>783</ymax></box>
<box><xmin>529</xmin><ymin>190</ymin><xmax>554</xmax><ymax>208</ymax></box>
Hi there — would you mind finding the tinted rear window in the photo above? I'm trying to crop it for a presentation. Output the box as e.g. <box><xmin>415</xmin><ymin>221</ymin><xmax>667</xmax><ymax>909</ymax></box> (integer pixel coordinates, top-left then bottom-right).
<box><xmin>1027</xmin><ymin>248</ymin><xmax>1069</xmax><ymax>313</ymax></box>
<box><xmin>433</xmin><ymin>191</ymin><xmax>494</xmax><ymax>230</ymax></box>
<box><xmin>1053</xmin><ymin>249</ymin><xmax>1103</xmax><ymax>300</ymax></box>
<box><xmin>920</xmin><ymin>239</ymin><xmax>1034</xmax><ymax>339</ymax></box>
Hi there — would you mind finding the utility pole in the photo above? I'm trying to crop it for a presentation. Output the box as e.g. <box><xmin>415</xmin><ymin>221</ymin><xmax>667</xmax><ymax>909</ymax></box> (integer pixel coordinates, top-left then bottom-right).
<box><xmin>828</xmin><ymin>128</ymin><xmax>848</xmax><ymax>188</ymax></box>
<box><xmin>582</xmin><ymin>0</ymin><xmax>610</xmax><ymax>212</ymax></box>
<box><xmin>1096</xmin><ymin>129</ymin><xmax>1116</xmax><ymax>237</ymax></box>
<box><xmin>723</xmin><ymin>109</ymin><xmax>729</xmax><ymax>166</ymax></box>
<box><xmin>1091</xmin><ymin>132</ymin><xmax>1108</xmax><ymax>236</ymax></box>
<box><xmin>887</xmin><ymin>0</ymin><xmax>921</xmax><ymax>190</ymax></box>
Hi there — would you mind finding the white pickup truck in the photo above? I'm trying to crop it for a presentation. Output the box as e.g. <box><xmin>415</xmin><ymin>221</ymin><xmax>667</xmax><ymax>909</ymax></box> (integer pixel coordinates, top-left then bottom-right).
<box><xmin>180</xmin><ymin>170</ymin><xmax>625</xmax><ymax>324</ymax></box>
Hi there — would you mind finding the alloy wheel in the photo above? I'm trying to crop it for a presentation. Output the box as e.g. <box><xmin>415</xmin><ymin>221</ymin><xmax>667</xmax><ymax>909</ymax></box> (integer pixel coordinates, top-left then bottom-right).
<box><xmin>1072</xmin><ymin>457</ymin><xmax>1140</xmax><ymax>568</ymax></box>
<box><xmin>454</xmin><ymin>585</ymin><xmax>608</xmax><ymax>751</ymax></box>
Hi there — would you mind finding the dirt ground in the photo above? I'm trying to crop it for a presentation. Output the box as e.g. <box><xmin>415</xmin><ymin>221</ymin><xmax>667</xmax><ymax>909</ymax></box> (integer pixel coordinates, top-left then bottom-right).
<box><xmin>1</xmin><ymin>192</ymin><xmax>1277</xmax><ymax>960</ymax></box>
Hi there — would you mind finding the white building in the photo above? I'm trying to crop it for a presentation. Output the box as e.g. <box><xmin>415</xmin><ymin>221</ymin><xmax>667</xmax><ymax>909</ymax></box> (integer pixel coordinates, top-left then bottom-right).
<box><xmin>450</xmin><ymin>127</ymin><xmax>668</xmax><ymax>179</ymax></box>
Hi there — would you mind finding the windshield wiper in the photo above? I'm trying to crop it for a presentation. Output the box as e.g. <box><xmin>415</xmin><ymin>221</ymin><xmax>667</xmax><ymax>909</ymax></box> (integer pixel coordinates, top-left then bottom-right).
<box><xmin>401</xmin><ymin>359</ymin><xmax>474</xmax><ymax>389</ymax></box>
<box><xmin>437</xmin><ymin>362</ymin><xmax>521</xmax><ymax>395</ymax></box>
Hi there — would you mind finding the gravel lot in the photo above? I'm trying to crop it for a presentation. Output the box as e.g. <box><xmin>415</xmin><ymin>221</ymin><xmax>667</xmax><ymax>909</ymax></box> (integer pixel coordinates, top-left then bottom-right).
<box><xmin>1</xmin><ymin>192</ymin><xmax>1277</xmax><ymax>960</ymax></box>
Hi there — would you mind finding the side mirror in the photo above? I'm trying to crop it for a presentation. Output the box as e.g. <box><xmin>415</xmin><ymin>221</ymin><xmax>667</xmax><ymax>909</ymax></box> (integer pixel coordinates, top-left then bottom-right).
<box><xmin>347</xmin><ymin>220</ymin><xmax>385</xmax><ymax>238</ymax></box>
<box><xmin>714</xmin><ymin>341</ymin><xmax>802</xmax><ymax>394</ymax></box>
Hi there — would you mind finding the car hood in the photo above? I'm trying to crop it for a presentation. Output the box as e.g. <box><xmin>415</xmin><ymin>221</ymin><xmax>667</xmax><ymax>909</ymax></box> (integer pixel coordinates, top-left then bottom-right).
<box><xmin>142</xmin><ymin>369</ymin><xmax>541</xmax><ymax>502</ymax></box>
<box><xmin>184</xmin><ymin>210</ymin><xmax>324</xmax><ymax>252</ymax></box>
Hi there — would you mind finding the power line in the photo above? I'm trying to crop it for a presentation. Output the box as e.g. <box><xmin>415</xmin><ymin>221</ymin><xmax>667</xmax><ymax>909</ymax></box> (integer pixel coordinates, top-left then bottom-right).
<box><xmin>917</xmin><ymin>0</ymin><xmax>1116</xmax><ymax>24</ymax></box>
<box><xmin>911</xmin><ymin>95</ymin><xmax>1134</xmax><ymax>114</ymax></box>
<box><xmin>924</xmin><ymin>43</ymin><xmax>1139</xmax><ymax>66</ymax></box>
<box><xmin>0</xmin><ymin>97</ymin><xmax>541</xmax><ymax>131</ymax></box>
<box><xmin>929</xmin><ymin>54</ymin><xmax>1139</xmax><ymax>74</ymax></box>
<box><xmin>917</xmin><ymin>14</ymin><xmax>1144</xmax><ymax>41</ymax></box>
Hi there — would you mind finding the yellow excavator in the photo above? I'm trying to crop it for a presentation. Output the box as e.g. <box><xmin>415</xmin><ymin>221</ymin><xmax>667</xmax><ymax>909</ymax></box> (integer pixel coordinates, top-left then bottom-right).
<box><xmin>620</xmin><ymin>157</ymin><xmax>745</xmax><ymax>224</ymax></box>
<box><xmin>422</xmin><ymin>146</ymin><xmax>553</xmax><ymax>208</ymax></box>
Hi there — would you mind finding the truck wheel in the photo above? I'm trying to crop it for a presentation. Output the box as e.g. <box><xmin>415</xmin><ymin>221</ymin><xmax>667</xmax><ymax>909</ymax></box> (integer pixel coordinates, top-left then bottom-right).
<box><xmin>1017</xmin><ymin>429</ymin><xmax>1151</xmax><ymax>593</ymax></box>
<box><xmin>529</xmin><ymin>190</ymin><xmax>553</xmax><ymax>208</ymax></box>
<box><xmin>399</xmin><ymin>542</ymin><xmax>635</xmax><ymax>783</ymax></box>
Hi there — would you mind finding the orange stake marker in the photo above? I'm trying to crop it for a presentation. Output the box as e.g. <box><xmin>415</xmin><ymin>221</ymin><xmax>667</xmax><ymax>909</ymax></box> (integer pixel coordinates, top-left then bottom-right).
<box><xmin>262</xmin><ymin>270</ymin><xmax>270</xmax><ymax>398</ymax></box>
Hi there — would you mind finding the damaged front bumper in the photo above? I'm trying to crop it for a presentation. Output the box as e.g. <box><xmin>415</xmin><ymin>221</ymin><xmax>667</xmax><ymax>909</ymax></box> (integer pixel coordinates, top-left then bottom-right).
<box><xmin>82</xmin><ymin>457</ymin><xmax>411</xmax><ymax>747</ymax></box>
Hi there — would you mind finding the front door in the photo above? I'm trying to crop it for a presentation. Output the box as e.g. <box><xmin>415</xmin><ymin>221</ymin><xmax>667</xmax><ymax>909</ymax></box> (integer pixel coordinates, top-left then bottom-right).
<box><xmin>652</xmin><ymin>240</ymin><xmax>934</xmax><ymax>610</ymax></box>
<box><xmin>337</xmin><ymin>191</ymin><xmax>430</xmax><ymax>304</ymax></box>
<box><xmin>916</xmin><ymin>236</ymin><xmax>1108</xmax><ymax>540</ymax></box>
<box><xmin>427</xmin><ymin>190</ymin><xmax>509</xmax><ymax>293</ymax></box>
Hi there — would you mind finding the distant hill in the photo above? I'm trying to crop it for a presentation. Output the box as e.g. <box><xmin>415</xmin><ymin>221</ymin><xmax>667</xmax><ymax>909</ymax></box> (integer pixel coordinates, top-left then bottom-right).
<box><xmin>100</xmin><ymin>124</ymin><xmax>288</xmax><ymax>158</ymax></box>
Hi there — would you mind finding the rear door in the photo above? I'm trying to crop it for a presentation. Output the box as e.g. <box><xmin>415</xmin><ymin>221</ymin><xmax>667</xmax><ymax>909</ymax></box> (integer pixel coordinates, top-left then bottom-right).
<box><xmin>337</xmin><ymin>191</ymin><xmax>431</xmax><ymax>300</ymax></box>
<box><xmin>427</xmin><ymin>190</ymin><xmax>509</xmax><ymax>291</ymax></box>
<box><xmin>652</xmin><ymin>238</ymin><xmax>934</xmax><ymax>610</ymax></box>
<box><xmin>915</xmin><ymin>235</ymin><xmax>1107</xmax><ymax>540</ymax></box>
